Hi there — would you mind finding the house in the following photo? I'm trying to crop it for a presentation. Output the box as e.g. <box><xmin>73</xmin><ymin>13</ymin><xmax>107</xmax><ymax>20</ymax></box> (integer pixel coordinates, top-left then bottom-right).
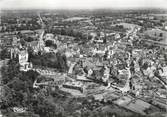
<box><xmin>62</xmin><ymin>81</ymin><xmax>85</xmax><ymax>93</ymax></box>
<box><xmin>13</xmin><ymin>107</ymin><xmax>27</xmax><ymax>113</ymax></box>
<box><xmin>20</xmin><ymin>62</ymin><xmax>33</xmax><ymax>72</ymax></box>
<box><xmin>163</xmin><ymin>21</ymin><xmax>167</xmax><ymax>30</ymax></box>
<box><xmin>26</xmin><ymin>41</ymin><xmax>39</xmax><ymax>54</ymax></box>
<box><xmin>45</xmin><ymin>33</ymin><xmax>56</xmax><ymax>44</ymax></box>
<box><xmin>10</xmin><ymin>47</ymin><xmax>20</xmax><ymax>59</ymax></box>
<box><xmin>12</xmin><ymin>36</ymin><xmax>19</xmax><ymax>47</ymax></box>
<box><xmin>115</xmin><ymin>33</ymin><xmax>121</xmax><ymax>39</ymax></box>
<box><xmin>159</xmin><ymin>66</ymin><xmax>167</xmax><ymax>77</ymax></box>
<box><xmin>18</xmin><ymin>50</ymin><xmax>33</xmax><ymax>71</ymax></box>
<box><xmin>26</xmin><ymin>40</ymin><xmax>45</xmax><ymax>54</ymax></box>
<box><xmin>18</xmin><ymin>50</ymin><xmax>28</xmax><ymax>64</ymax></box>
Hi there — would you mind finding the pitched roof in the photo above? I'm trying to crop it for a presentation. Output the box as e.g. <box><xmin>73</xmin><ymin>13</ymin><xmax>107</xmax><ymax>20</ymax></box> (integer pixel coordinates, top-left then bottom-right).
<box><xmin>27</xmin><ymin>41</ymin><xmax>38</xmax><ymax>47</ymax></box>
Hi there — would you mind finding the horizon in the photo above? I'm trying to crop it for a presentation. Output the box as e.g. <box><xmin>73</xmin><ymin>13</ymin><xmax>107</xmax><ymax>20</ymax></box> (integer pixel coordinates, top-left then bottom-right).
<box><xmin>0</xmin><ymin>0</ymin><xmax>167</xmax><ymax>10</ymax></box>
<box><xmin>1</xmin><ymin>7</ymin><xmax>167</xmax><ymax>11</ymax></box>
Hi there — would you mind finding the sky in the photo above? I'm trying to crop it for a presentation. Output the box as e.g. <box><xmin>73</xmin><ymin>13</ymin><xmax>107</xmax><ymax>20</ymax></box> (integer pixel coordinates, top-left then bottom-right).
<box><xmin>0</xmin><ymin>0</ymin><xmax>167</xmax><ymax>10</ymax></box>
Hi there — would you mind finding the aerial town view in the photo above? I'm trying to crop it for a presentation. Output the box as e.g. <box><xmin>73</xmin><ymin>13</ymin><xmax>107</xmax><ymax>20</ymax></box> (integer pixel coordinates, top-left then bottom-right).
<box><xmin>0</xmin><ymin>0</ymin><xmax>167</xmax><ymax>117</ymax></box>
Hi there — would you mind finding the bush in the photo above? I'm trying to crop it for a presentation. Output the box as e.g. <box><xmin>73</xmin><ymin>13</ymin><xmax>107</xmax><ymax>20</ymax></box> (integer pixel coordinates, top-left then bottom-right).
<box><xmin>30</xmin><ymin>52</ymin><xmax>68</xmax><ymax>72</ymax></box>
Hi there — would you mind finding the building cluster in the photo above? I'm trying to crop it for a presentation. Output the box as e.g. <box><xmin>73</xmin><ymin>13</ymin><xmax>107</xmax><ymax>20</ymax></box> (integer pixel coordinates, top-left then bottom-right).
<box><xmin>1</xmin><ymin>12</ymin><xmax>167</xmax><ymax>115</ymax></box>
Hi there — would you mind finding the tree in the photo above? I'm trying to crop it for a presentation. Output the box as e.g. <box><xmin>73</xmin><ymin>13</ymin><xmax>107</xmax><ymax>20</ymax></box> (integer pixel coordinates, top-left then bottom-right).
<box><xmin>45</xmin><ymin>40</ymin><xmax>57</xmax><ymax>49</ymax></box>
<box><xmin>20</xmin><ymin>38</ymin><xmax>26</xmax><ymax>46</ymax></box>
<box><xmin>25</xmin><ymin>36</ymin><xmax>34</xmax><ymax>42</ymax></box>
<box><xmin>1</xmin><ymin>59</ymin><xmax>20</xmax><ymax>84</ymax></box>
<box><xmin>45</xmin><ymin>40</ymin><xmax>53</xmax><ymax>47</ymax></box>
<box><xmin>55</xmin><ymin>52</ymin><xmax>68</xmax><ymax>72</ymax></box>
<box><xmin>0</xmin><ymin>48</ymin><xmax>10</xmax><ymax>60</ymax></box>
<box><xmin>159</xmin><ymin>33</ymin><xmax>163</xmax><ymax>37</ymax></box>
<box><xmin>0</xmin><ymin>85</ymin><xmax>13</xmax><ymax>109</ymax></box>
<box><xmin>1</xmin><ymin>59</ymin><xmax>40</xmax><ymax>108</ymax></box>
<box><xmin>34</xmin><ymin>98</ymin><xmax>64</xmax><ymax>117</ymax></box>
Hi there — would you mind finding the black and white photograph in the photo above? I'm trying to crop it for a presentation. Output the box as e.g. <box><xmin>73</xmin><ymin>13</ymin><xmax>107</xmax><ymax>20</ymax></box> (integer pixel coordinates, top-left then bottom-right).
<box><xmin>0</xmin><ymin>0</ymin><xmax>167</xmax><ymax>117</ymax></box>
